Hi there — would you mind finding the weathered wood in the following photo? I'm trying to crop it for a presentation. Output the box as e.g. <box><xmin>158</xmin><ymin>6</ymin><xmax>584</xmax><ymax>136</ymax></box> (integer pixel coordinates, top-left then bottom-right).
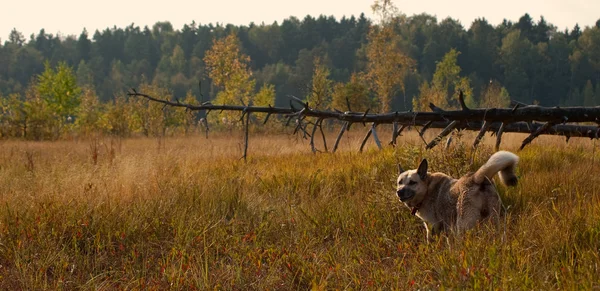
<box><xmin>495</xmin><ymin>123</ymin><xmax>505</xmax><ymax>151</ymax></box>
<box><xmin>332</xmin><ymin>122</ymin><xmax>348</xmax><ymax>153</ymax></box>
<box><xmin>426</xmin><ymin>120</ymin><xmax>459</xmax><ymax>150</ymax></box>
<box><xmin>310</xmin><ymin>118</ymin><xmax>320</xmax><ymax>153</ymax></box>
<box><xmin>129</xmin><ymin>89</ymin><xmax>600</xmax><ymax>153</ymax></box>
<box><xmin>318</xmin><ymin>119</ymin><xmax>328</xmax><ymax>152</ymax></box>
<box><xmin>458</xmin><ymin>91</ymin><xmax>470</xmax><ymax>111</ymax></box>
<box><xmin>359</xmin><ymin>128</ymin><xmax>373</xmax><ymax>153</ymax></box>
<box><xmin>371</xmin><ymin>123</ymin><xmax>382</xmax><ymax>150</ymax></box>
<box><xmin>263</xmin><ymin>112</ymin><xmax>272</xmax><ymax>124</ymax></box>
<box><xmin>129</xmin><ymin>90</ymin><xmax>600</xmax><ymax>125</ymax></box>
<box><xmin>200</xmin><ymin>117</ymin><xmax>209</xmax><ymax>139</ymax></box>
<box><xmin>519</xmin><ymin>121</ymin><xmax>557</xmax><ymax>150</ymax></box>
<box><xmin>390</xmin><ymin>122</ymin><xmax>399</xmax><ymax>146</ymax></box>
<box><xmin>419</xmin><ymin>121</ymin><xmax>433</xmax><ymax>136</ymax></box>
<box><xmin>242</xmin><ymin>112</ymin><xmax>250</xmax><ymax>161</ymax></box>
<box><xmin>444</xmin><ymin>136</ymin><xmax>453</xmax><ymax>150</ymax></box>
<box><xmin>472</xmin><ymin>121</ymin><xmax>491</xmax><ymax>149</ymax></box>
<box><xmin>396</xmin><ymin>124</ymin><xmax>407</xmax><ymax>137</ymax></box>
<box><xmin>485</xmin><ymin>122</ymin><xmax>600</xmax><ymax>140</ymax></box>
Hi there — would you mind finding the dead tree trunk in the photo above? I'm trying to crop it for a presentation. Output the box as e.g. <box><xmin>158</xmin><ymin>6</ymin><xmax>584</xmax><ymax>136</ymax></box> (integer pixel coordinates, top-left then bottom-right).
<box><xmin>128</xmin><ymin>89</ymin><xmax>600</xmax><ymax>158</ymax></box>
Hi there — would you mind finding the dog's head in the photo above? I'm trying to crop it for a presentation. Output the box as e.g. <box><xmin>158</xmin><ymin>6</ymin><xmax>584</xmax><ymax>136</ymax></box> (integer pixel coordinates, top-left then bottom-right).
<box><xmin>396</xmin><ymin>159</ymin><xmax>429</xmax><ymax>207</ymax></box>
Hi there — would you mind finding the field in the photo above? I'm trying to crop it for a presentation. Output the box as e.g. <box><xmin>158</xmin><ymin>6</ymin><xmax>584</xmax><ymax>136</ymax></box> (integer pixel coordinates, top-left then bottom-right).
<box><xmin>1</xmin><ymin>128</ymin><xmax>599</xmax><ymax>290</ymax></box>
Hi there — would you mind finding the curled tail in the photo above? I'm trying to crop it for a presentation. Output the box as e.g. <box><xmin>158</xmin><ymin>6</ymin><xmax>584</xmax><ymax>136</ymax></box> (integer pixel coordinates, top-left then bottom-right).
<box><xmin>473</xmin><ymin>151</ymin><xmax>519</xmax><ymax>186</ymax></box>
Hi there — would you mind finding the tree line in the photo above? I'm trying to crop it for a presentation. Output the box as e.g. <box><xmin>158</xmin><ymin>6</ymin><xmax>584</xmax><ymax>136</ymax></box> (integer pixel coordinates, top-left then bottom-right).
<box><xmin>1</xmin><ymin>1</ymin><xmax>600</xmax><ymax>139</ymax></box>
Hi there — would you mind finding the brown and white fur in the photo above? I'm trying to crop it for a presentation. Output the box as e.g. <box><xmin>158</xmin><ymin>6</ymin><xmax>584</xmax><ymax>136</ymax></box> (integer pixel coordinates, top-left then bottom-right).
<box><xmin>396</xmin><ymin>151</ymin><xmax>519</xmax><ymax>241</ymax></box>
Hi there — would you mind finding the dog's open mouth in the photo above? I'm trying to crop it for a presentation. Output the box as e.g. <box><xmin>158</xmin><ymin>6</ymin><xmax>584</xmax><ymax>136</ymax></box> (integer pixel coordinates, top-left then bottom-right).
<box><xmin>397</xmin><ymin>190</ymin><xmax>415</xmax><ymax>202</ymax></box>
<box><xmin>399</xmin><ymin>194</ymin><xmax>414</xmax><ymax>202</ymax></box>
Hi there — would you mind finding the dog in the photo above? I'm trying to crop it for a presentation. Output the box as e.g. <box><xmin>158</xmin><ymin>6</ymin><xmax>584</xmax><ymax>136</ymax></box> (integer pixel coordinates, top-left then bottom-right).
<box><xmin>396</xmin><ymin>151</ymin><xmax>519</xmax><ymax>241</ymax></box>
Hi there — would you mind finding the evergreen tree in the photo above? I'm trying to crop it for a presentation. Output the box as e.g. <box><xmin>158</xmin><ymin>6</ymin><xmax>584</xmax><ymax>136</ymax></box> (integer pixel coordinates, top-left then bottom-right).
<box><xmin>77</xmin><ymin>29</ymin><xmax>92</xmax><ymax>61</ymax></box>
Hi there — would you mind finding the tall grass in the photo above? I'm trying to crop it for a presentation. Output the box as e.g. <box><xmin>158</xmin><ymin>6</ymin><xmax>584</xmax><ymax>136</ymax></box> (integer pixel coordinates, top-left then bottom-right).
<box><xmin>0</xmin><ymin>130</ymin><xmax>599</xmax><ymax>289</ymax></box>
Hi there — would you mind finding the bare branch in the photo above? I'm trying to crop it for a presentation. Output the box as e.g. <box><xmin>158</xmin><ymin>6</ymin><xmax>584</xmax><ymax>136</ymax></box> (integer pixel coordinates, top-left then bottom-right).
<box><xmin>200</xmin><ymin>117</ymin><xmax>209</xmax><ymax>139</ymax></box>
<box><xmin>458</xmin><ymin>90</ymin><xmax>470</xmax><ymax>111</ymax></box>
<box><xmin>418</xmin><ymin>121</ymin><xmax>433</xmax><ymax>145</ymax></box>
<box><xmin>396</xmin><ymin>124</ymin><xmax>407</xmax><ymax>136</ymax></box>
<box><xmin>359</xmin><ymin>128</ymin><xmax>373</xmax><ymax>153</ymax></box>
<box><xmin>310</xmin><ymin>118</ymin><xmax>322</xmax><ymax>153</ymax></box>
<box><xmin>519</xmin><ymin>121</ymin><xmax>557</xmax><ymax>150</ymax></box>
<box><xmin>371</xmin><ymin>123</ymin><xmax>382</xmax><ymax>150</ymax></box>
<box><xmin>318</xmin><ymin>119</ymin><xmax>328</xmax><ymax>152</ymax></box>
<box><xmin>495</xmin><ymin>123</ymin><xmax>506</xmax><ymax>151</ymax></box>
<box><xmin>263</xmin><ymin>112</ymin><xmax>272</xmax><ymax>124</ymax></box>
<box><xmin>390</xmin><ymin>122</ymin><xmax>399</xmax><ymax>146</ymax></box>
<box><xmin>445</xmin><ymin>136</ymin><xmax>453</xmax><ymax>150</ymax></box>
<box><xmin>419</xmin><ymin>121</ymin><xmax>433</xmax><ymax>136</ymax></box>
<box><xmin>429</xmin><ymin>103</ymin><xmax>445</xmax><ymax>113</ymax></box>
<box><xmin>242</xmin><ymin>112</ymin><xmax>250</xmax><ymax>161</ymax></box>
<box><xmin>426</xmin><ymin>120</ymin><xmax>459</xmax><ymax>150</ymax></box>
<box><xmin>472</xmin><ymin>121</ymin><xmax>491</xmax><ymax>149</ymax></box>
<box><xmin>345</xmin><ymin>97</ymin><xmax>352</xmax><ymax>112</ymax></box>
<box><xmin>333</xmin><ymin>122</ymin><xmax>349</xmax><ymax>153</ymax></box>
<box><xmin>361</xmin><ymin>109</ymin><xmax>370</xmax><ymax>126</ymax></box>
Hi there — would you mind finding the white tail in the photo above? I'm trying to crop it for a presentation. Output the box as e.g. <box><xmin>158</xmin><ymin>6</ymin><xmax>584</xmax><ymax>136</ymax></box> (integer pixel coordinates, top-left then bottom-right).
<box><xmin>473</xmin><ymin>151</ymin><xmax>519</xmax><ymax>186</ymax></box>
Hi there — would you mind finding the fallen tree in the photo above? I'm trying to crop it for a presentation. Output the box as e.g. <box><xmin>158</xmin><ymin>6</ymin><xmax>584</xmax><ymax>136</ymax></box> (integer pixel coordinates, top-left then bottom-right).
<box><xmin>128</xmin><ymin>89</ymin><xmax>600</xmax><ymax>159</ymax></box>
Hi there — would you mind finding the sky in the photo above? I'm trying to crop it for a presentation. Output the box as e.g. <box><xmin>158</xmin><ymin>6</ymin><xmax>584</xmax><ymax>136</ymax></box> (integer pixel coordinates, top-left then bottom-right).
<box><xmin>1</xmin><ymin>0</ymin><xmax>599</xmax><ymax>40</ymax></box>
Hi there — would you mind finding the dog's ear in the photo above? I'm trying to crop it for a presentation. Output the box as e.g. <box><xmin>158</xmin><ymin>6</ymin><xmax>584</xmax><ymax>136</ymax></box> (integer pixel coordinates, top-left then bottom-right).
<box><xmin>397</xmin><ymin>163</ymin><xmax>404</xmax><ymax>175</ymax></box>
<box><xmin>417</xmin><ymin>159</ymin><xmax>428</xmax><ymax>180</ymax></box>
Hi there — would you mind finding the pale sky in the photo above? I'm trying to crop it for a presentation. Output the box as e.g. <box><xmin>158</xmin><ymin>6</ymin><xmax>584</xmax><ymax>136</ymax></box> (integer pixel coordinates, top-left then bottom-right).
<box><xmin>2</xmin><ymin>0</ymin><xmax>598</xmax><ymax>40</ymax></box>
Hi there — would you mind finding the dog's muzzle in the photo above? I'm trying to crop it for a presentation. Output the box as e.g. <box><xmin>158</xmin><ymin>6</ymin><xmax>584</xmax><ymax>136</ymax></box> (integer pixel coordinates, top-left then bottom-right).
<box><xmin>397</xmin><ymin>188</ymin><xmax>415</xmax><ymax>202</ymax></box>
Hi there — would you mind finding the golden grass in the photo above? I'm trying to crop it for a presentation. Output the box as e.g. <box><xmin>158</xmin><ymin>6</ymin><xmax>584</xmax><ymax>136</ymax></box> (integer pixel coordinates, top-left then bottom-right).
<box><xmin>1</xmin><ymin>128</ymin><xmax>599</xmax><ymax>289</ymax></box>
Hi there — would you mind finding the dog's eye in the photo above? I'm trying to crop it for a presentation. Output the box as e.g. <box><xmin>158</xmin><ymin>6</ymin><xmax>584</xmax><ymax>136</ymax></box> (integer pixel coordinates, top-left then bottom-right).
<box><xmin>408</xmin><ymin>180</ymin><xmax>417</xmax><ymax>185</ymax></box>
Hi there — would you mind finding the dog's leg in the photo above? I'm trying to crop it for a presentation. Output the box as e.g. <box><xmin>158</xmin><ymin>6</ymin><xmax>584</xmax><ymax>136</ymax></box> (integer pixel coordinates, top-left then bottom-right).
<box><xmin>457</xmin><ymin>209</ymin><xmax>481</xmax><ymax>236</ymax></box>
<box><xmin>487</xmin><ymin>194</ymin><xmax>503</xmax><ymax>232</ymax></box>
<box><xmin>426</xmin><ymin>222</ymin><xmax>445</xmax><ymax>243</ymax></box>
<box><xmin>431</xmin><ymin>222</ymin><xmax>444</xmax><ymax>236</ymax></box>
<box><xmin>424</xmin><ymin>222</ymin><xmax>432</xmax><ymax>242</ymax></box>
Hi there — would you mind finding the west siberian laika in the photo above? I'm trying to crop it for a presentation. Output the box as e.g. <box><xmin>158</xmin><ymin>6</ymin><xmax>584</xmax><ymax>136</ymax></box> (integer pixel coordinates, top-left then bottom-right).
<box><xmin>396</xmin><ymin>151</ymin><xmax>519</xmax><ymax>241</ymax></box>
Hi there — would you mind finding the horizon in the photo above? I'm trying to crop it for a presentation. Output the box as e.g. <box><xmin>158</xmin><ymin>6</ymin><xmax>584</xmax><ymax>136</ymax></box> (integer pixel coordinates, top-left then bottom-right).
<box><xmin>2</xmin><ymin>0</ymin><xmax>599</xmax><ymax>40</ymax></box>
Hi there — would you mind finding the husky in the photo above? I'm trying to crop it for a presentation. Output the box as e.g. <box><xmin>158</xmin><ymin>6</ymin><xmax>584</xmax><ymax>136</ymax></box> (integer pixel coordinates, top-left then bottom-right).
<box><xmin>396</xmin><ymin>151</ymin><xmax>519</xmax><ymax>241</ymax></box>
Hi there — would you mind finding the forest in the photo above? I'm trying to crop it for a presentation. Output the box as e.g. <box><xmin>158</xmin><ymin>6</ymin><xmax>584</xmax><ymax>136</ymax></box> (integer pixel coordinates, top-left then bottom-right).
<box><xmin>1</xmin><ymin>6</ymin><xmax>600</xmax><ymax>139</ymax></box>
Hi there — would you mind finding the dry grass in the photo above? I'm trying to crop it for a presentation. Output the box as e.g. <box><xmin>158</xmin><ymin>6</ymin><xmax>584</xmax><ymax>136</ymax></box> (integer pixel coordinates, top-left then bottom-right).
<box><xmin>1</xmin><ymin>127</ymin><xmax>600</xmax><ymax>290</ymax></box>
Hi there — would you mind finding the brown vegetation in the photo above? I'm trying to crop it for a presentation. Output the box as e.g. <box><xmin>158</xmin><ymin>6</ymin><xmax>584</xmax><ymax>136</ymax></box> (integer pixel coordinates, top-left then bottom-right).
<box><xmin>0</xmin><ymin>131</ymin><xmax>599</xmax><ymax>289</ymax></box>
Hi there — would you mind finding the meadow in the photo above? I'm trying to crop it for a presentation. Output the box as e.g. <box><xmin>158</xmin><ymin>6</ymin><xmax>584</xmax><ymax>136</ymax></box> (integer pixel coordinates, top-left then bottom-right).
<box><xmin>0</xmin><ymin>128</ymin><xmax>599</xmax><ymax>290</ymax></box>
